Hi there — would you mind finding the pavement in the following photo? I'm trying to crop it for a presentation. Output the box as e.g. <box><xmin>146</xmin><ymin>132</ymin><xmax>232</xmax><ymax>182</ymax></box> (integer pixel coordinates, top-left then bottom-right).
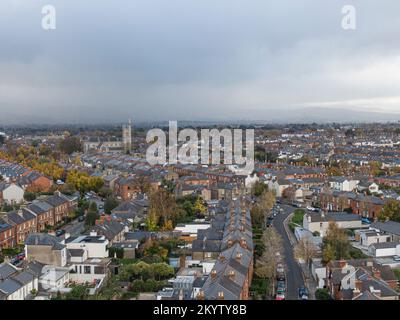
<box><xmin>271</xmin><ymin>204</ymin><xmax>305</xmax><ymax>300</ymax></box>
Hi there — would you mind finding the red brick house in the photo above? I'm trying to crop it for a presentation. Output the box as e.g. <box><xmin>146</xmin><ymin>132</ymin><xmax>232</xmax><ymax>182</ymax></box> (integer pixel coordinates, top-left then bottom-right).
<box><xmin>0</xmin><ymin>219</ymin><xmax>15</xmax><ymax>249</ymax></box>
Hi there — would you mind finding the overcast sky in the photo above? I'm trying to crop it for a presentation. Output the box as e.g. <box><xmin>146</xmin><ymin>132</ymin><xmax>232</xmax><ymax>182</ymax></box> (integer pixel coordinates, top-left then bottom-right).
<box><xmin>1</xmin><ymin>0</ymin><xmax>400</xmax><ymax>124</ymax></box>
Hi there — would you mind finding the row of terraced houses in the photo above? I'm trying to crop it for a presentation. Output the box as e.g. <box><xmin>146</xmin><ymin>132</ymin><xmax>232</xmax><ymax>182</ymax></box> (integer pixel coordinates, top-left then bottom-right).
<box><xmin>0</xmin><ymin>192</ymin><xmax>77</xmax><ymax>249</ymax></box>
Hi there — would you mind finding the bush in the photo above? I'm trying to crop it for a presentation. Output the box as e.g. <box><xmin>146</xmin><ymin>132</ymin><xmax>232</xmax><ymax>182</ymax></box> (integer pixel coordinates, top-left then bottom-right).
<box><xmin>315</xmin><ymin>288</ymin><xmax>332</xmax><ymax>300</ymax></box>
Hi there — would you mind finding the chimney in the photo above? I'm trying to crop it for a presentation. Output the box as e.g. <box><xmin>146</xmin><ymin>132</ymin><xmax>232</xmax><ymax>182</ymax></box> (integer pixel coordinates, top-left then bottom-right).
<box><xmin>197</xmin><ymin>291</ymin><xmax>205</xmax><ymax>300</ymax></box>
<box><xmin>373</xmin><ymin>268</ymin><xmax>381</xmax><ymax>279</ymax></box>
<box><xmin>355</xmin><ymin>279</ymin><xmax>363</xmax><ymax>292</ymax></box>
<box><xmin>64</xmin><ymin>233</ymin><xmax>70</xmax><ymax>240</ymax></box>
<box><xmin>338</xmin><ymin>260</ymin><xmax>347</xmax><ymax>268</ymax></box>
<box><xmin>17</xmin><ymin>209</ymin><xmax>24</xmax><ymax>217</ymax></box>
<box><xmin>217</xmin><ymin>291</ymin><xmax>225</xmax><ymax>300</ymax></box>
<box><xmin>211</xmin><ymin>269</ymin><xmax>217</xmax><ymax>280</ymax></box>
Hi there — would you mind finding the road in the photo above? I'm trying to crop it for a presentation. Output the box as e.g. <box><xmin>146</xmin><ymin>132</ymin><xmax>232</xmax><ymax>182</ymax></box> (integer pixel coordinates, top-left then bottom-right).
<box><xmin>271</xmin><ymin>204</ymin><xmax>305</xmax><ymax>300</ymax></box>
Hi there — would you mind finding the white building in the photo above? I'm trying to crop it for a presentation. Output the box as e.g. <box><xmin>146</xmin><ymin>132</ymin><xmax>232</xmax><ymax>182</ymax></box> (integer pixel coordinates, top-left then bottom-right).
<box><xmin>368</xmin><ymin>242</ymin><xmax>400</xmax><ymax>258</ymax></box>
<box><xmin>329</xmin><ymin>178</ymin><xmax>359</xmax><ymax>192</ymax></box>
<box><xmin>39</xmin><ymin>266</ymin><xmax>70</xmax><ymax>291</ymax></box>
<box><xmin>64</xmin><ymin>233</ymin><xmax>109</xmax><ymax>259</ymax></box>
<box><xmin>303</xmin><ymin>212</ymin><xmax>362</xmax><ymax>237</ymax></box>
<box><xmin>174</xmin><ymin>222</ymin><xmax>211</xmax><ymax>238</ymax></box>
<box><xmin>0</xmin><ymin>183</ymin><xmax>24</xmax><ymax>204</ymax></box>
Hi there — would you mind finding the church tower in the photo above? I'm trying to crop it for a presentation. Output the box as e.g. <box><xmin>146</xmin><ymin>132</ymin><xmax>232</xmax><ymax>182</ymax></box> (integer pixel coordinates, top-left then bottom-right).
<box><xmin>122</xmin><ymin>119</ymin><xmax>132</xmax><ymax>154</ymax></box>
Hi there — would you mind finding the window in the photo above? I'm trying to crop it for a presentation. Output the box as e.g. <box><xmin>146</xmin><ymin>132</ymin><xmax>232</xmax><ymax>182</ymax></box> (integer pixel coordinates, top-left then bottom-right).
<box><xmin>84</xmin><ymin>266</ymin><xmax>91</xmax><ymax>274</ymax></box>
<box><xmin>94</xmin><ymin>266</ymin><xmax>104</xmax><ymax>274</ymax></box>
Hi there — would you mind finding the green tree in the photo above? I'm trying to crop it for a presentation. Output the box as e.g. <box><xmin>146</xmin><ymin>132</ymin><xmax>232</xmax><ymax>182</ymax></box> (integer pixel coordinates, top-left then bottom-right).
<box><xmin>85</xmin><ymin>202</ymin><xmax>99</xmax><ymax>226</ymax></box>
<box><xmin>104</xmin><ymin>197</ymin><xmax>119</xmax><ymax>214</ymax></box>
<box><xmin>315</xmin><ymin>288</ymin><xmax>332</xmax><ymax>300</ymax></box>
<box><xmin>24</xmin><ymin>191</ymin><xmax>37</xmax><ymax>202</ymax></box>
<box><xmin>65</xmin><ymin>285</ymin><xmax>89</xmax><ymax>300</ymax></box>
<box><xmin>58</xmin><ymin>136</ymin><xmax>83</xmax><ymax>155</ymax></box>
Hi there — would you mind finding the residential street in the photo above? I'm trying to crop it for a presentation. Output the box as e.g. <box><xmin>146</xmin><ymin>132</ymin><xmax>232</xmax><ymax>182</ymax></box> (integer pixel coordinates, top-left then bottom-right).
<box><xmin>271</xmin><ymin>204</ymin><xmax>305</xmax><ymax>300</ymax></box>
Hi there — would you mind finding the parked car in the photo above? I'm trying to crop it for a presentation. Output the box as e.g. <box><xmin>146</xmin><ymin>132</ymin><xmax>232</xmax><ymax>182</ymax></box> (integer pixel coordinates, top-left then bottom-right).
<box><xmin>78</xmin><ymin>215</ymin><xmax>85</xmax><ymax>222</ymax></box>
<box><xmin>275</xmin><ymin>292</ymin><xmax>285</xmax><ymax>300</ymax></box>
<box><xmin>361</xmin><ymin>217</ymin><xmax>371</xmax><ymax>224</ymax></box>
<box><xmin>277</xmin><ymin>281</ymin><xmax>286</xmax><ymax>290</ymax></box>
<box><xmin>56</xmin><ymin>229</ymin><xmax>66</xmax><ymax>237</ymax></box>
<box><xmin>393</xmin><ymin>255</ymin><xmax>400</xmax><ymax>262</ymax></box>
<box><xmin>276</xmin><ymin>263</ymin><xmax>285</xmax><ymax>274</ymax></box>
<box><xmin>276</xmin><ymin>272</ymin><xmax>286</xmax><ymax>281</ymax></box>
<box><xmin>298</xmin><ymin>286</ymin><xmax>309</xmax><ymax>300</ymax></box>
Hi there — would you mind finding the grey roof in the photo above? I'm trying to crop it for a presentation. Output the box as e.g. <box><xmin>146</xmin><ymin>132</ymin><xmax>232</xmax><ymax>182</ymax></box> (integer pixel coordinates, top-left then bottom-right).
<box><xmin>0</xmin><ymin>278</ymin><xmax>22</xmax><ymax>295</ymax></box>
<box><xmin>369</xmin><ymin>242</ymin><xmax>400</xmax><ymax>249</ymax></box>
<box><xmin>6</xmin><ymin>208</ymin><xmax>37</xmax><ymax>225</ymax></box>
<box><xmin>25</xmin><ymin>233</ymin><xmax>65</xmax><ymax>250</ymax></box>
<box><xmin>12</xmin><ymin>271</ymin><xmax>35</xmax><ymax>285</ymax></box>
<box><xmin>0</xmin><ymin>263</ymin><xmax>18</xmax><ymax>281</ymax></box>
<box><xmin>370</xmin><ymin>221</ymin><xmax>400</xmax><ymax>236</ymax></box>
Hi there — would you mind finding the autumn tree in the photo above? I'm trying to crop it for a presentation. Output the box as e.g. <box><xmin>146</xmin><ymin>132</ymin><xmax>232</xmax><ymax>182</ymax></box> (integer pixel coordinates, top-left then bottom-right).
<box><xmin>294</xmin><ymin>237</ymin><xmax>318</xmax><ymax>274</ymax></box>
<box><xmin>255</xmin><ymin>228</ymin><xmax>283</xmax><ymax>295</ymax></box>
<box><xmin>322</xmin><ymin>222</ymin><xmax>350</xmax><ymax>263</ymax></box>
<box><xmin>378</xmin><ymin>199</ymin><xmax>400</xmax><ymax>222</ymax></box>
<box><xmin>147</xmin><ymin>188</ymin><xmax>177</xmax><ymax>230</ymax></box>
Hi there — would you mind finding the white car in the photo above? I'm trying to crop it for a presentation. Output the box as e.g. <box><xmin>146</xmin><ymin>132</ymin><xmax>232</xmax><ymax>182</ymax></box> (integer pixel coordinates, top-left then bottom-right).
<box><xmin>394</xmin><ymin>256</ymin><xmax>400</xmax><ymax>261</ymax></box>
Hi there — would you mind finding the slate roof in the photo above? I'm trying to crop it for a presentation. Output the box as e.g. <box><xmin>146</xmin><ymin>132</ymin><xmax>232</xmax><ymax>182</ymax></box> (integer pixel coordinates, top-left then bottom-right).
<box><xmin>370</xmin><ymin>221</ymin><xmax>400</xmax><ymax>236</ymax></box>
<box><xmin>25</xmin><ymin>233</ymin><xmax>65</xmax><ymax>250</ymax></box>
<box><xmin>0</xmin><ymin>263</ymin><xmax>18</xmax><ymax>281</ymax></box>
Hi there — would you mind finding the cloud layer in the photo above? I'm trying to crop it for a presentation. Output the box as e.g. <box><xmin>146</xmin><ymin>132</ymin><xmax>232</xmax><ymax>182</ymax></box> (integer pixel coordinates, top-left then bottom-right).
<box><xmin>1</xmin><ymin>0</ymin><xmax>400</xmax><ymax>123</ymax></box>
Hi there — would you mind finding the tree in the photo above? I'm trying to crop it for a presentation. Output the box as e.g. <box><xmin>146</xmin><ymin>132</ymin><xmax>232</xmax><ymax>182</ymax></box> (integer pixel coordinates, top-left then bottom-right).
<box><xmin>85</xmin><ymin>202</ymin><xmax>99</xmax><ymax>226</ymax></box>
<box><xmin>294</xmin><ymin>237</ymin><xmax>318</xmax><ymax>274</ymax></box>
<box><xmin>258</xmin><ymin>190</ymin><xmax>275</xmax><ymax>213</ymax></box>
<box><xmin>193</xmin><ymin>198</ymin><xmax>206</xmax><ymax>215</ymax></box>
<box><xmin>147</xmin><ymin>188</ymin><xmax>177</xmax><ymax>229</ymax></box>
<box><xmin>58</xmin><ymin>136</ymin><xmax>83</xmax><ymax>155</ymax></box>
<box><xmin>24</xmin><ymin>191</ymin><xmax>37</xmax><ymax>202</ymax></box>
<box><xmin>104</xmin><ymin>197</ymin><xmax>119</xmax><ymax>214</ymax></box>
<box><xmin>0</xmin><ymin>174</ymin><xmax>3</xmax><ymax>182</ymax></box>
<box><xmin>255</xmin><ymin>228</ymin><xmax>283</xmax><ymax>293</ymax></box>
<box><xmin>378</xmin><ymin>199</ymin><xmax>400</xmax><ymax>222</ymax></box>
<box><xmin>65</xmin><ymin>285</ymin><xmax>89</xmax><ymax>300</ymax></box>
<box><xmin>252</xmin><ymin>181</ymin><xmax>268</xmax><ymax>197</ymax></box>
<box><xmin>322</xmin><ymin>222</ymin><xmax>350</xmax><ymax>263</ymax></box>
<box><xmin>315</xmin><ymin>288</ymin><xmax>332</xmax><ymax>300</ymax></box>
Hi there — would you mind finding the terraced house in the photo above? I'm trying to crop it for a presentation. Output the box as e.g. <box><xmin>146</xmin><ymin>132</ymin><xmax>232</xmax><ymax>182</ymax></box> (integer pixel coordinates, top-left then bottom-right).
<box><xmin>198</xmin><ymin>198</ymin><xmax>254</xmax><ymax>300</ymax></box>
<box><xmin>0</xmin><ymin>192</ymin><xmax>76</xmax><ymax>247</ymax></box>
